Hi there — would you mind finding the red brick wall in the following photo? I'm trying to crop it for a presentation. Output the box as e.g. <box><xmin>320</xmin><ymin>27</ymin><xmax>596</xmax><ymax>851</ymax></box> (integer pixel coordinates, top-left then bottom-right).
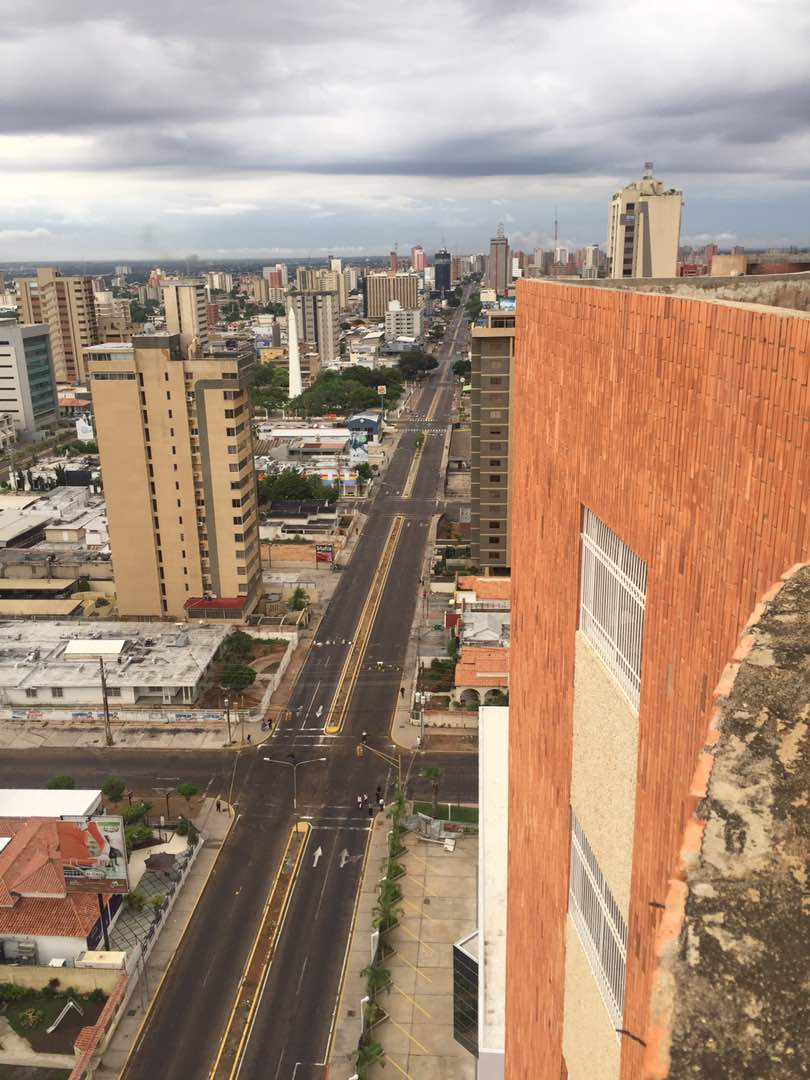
<box><xmin>506</xmin><ymin>281</ymin><xmax>810</xmax><ymax>1079</ymax></box>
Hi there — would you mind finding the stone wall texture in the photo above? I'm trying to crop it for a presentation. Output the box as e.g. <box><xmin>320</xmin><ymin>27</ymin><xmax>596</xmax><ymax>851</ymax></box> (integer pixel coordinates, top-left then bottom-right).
<box><xmin>506</xmin><ymin>279</ymin><xmax>810</xmax><ymax>1079</ymax></box>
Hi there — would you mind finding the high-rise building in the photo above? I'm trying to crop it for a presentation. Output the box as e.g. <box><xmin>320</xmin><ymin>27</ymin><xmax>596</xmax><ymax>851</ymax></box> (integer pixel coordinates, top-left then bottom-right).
<box><xmin>383</xmin><ymin>300</ymin><xmax>422</xmax><ymax>342</ymax></box>
<box><xmin>504</xmin><ymin>275</ymin><xmax>810</xmax><ymax>1080</ymax></box>
<box><xmin>363</xmin><ymin>272</ymin><xmax>420</xmax><ymax>319</ymax></box>
<box><xmin>607</xmin><ymin>165</ymin><xmax>683</xmax><ymax>278</ymax></box>
<box><xmin>0</xmin><ymin>320</ymin><xmax>59</xmax><ymax>436</ymax></box>
<box><xmin>487</xmin><ymin>228</ymin><xmax>510</xmax><ymax>295</ymax></box>
<box><xmin>434</xmin><ymin>249</ymin><xmax>452</xmax><ymax>294</ymax></box>
<box><xmin>292</xmin><ymin>291</ymin><xmax>340</xmax><ymax>366</ymax></box>
<box><xmin>93</xmin><ymin>290</ymin><xmax>133</xmax><ymax>343</ymax></box>
<box><xmin>15</xmin><ymin>268</ymin><xmax>99</xmax><ymax>383</ymax></box>
<box><xmin>470</xmin><ymin>307</ymin><xmax>515</xmax><ymax>572</ymax></box>
<box><xmin>206</xmin><ymin>271</ymin><xmax>234</xmax><ymax>294</ymax></box>
<box><xmin>295</xmin><ymin>268</ymin><xmax>347</xmax><ymax>309</ymax></box>
<box><xmin>581</xmin><ymin>244</ymin><xmax>602</xmax><ymax>279</ymax></box>
<box><xmin>410</xmin><ymin>245</ymin><xmax>426</xmax><ymax>272</ymax></box>
<box><xmin>389</xmin><ymin>251</ymin><xmax>399</xmax><ymax>272</ymax></box>
<box><xmin>162</xmin><ymin>279</ymin><xmax>209</xmax><ymax>357</ymax></box>
<box><xmin>241</xmin><ymin>275</ymin><xmax>270</xmax><ymax>305</ymax></box>
<box><xmin>88</xmin><ymin>332</ymin><xmax>261</xmax><ymax>620</ymax></box>
<box><xmin>329</xmin><ymin>257</ymin><xmax>342</xmax><ymax>274</ymax></box>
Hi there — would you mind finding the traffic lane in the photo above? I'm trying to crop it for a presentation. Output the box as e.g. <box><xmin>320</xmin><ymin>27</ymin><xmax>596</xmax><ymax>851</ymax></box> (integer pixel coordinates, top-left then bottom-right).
<box><xmin>0</xmin><ymin>748</ymin><xmax>228</xmax><ymax>795</ymax></box>
<box><xmin>123</xmin><ymin>806</ymin><xmax>295</xmax><ymax>1080</ymax></box>
<box><xmin>234</xmin><ymin>822</ymin><xmax>368</xmax><ymax>1080</ymax></box>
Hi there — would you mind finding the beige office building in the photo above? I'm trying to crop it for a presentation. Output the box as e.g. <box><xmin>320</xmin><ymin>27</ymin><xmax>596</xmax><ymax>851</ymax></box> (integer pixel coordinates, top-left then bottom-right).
<box><xmin>15</xmin><ymin>268</ymin><xmax>99</xmax><ymax>383</ymax></box>
<box><xmin>88</xmin><ymin>332</ymin><xmax>262</xmax><ymax>620</ymax></box>
<box><xmin>364</xmin><ymin>272</ymin><xmax>420</xmax><ymax>319</ymax></box>
<box><xmin>607</xmin><ymin>168</ymin><xmax>683</xmax><ymax>278</ymax></box>
<box><xmin>292</xmin><ymin>291</ymin><xmax>340</xmax><ymax>367</ymax></box>
<box><xmin>295</xmin><ymin>268</ymin><xmax>347</xmax><ymax>310</ymax></box>
<box><xmin>93</xmin><ymin>290</ymin><xmax>133</xmax><ymax>342</ymax></box>
<box><xmin>162</xmin><ymin>279</ymin><xmax>209</xmax><ymax>356</ymax></box>
<box><xmin>470</xmin><ymin>308</ymin><xmax>515</xmax><ymax>572</ymax></box>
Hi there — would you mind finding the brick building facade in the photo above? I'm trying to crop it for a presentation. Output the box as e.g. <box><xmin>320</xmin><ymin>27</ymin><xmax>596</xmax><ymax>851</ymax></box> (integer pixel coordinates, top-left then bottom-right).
<box><xmin>506</xmin><ymin>279</ymin><xmax>810</xmax><ymax>1079</ymax></box>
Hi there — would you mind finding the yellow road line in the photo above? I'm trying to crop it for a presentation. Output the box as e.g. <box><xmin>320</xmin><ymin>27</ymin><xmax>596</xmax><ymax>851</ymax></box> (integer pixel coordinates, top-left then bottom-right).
<box><xmin>389</xmin><ymin>948</ymin><xmax>433</xmax><ymax>983</ymax></box>
<box><xmin>396</xmin><ymin>924</ymin><xmax>436</xmax><ymax>955</ymax></box>
<box><xmin>324</xmin><ymin>515</ymin><xmax>403</xmax><ymax>735</ymax></box>
<box><xmin>392</xmin><ymin>982</ymin><xmax>432</xmax><ymax>1019</ymax></box>
<box><xmin>119</xmin><ymin>810</ymin><xmax>238</xmax><ymax>1079</ymax></box>
<box><xmin>383</xmin><ymin>1052</ymin><xmax>417</xmax><ymax>1080</ymax></box>
<box><xmin>385</xmin><ymin>1015</ymin><xmax>432</xmax><ymax>1054</ymax></box>
<box><xmin>208</xmin><ymin>822</ymin><xmax>311</xmax><ymax>1079</ymax></box>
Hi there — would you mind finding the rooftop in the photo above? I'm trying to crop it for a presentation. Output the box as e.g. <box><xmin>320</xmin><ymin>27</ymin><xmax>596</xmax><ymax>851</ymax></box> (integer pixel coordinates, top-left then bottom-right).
<box><xmin>0</xmin><ymin>620</ymin><xmax>229</xmax><ymax>690</ymax></box>
<box><xmin>454</xmin><ymin>646</ymin><xmax>509</xmax><ymax>688</ymax></box>
<box><xmin>0</xmin><ymin>790</ymin><xmax>101</xmax><ymax>819</ymax></box>
<box><xmin>456</xmin><ymin>576</ymin><xmax>512</xmax><ymax>602</ymax></box>
<box><xmin>644</xmin><ymin>564</ymin><xmax>810</xmax><ymax>1079</ymax></box>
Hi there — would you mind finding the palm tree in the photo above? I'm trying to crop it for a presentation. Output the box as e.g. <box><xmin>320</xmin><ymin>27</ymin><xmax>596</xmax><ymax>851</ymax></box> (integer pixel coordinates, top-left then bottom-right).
<box><xmin>423</xmin><ymin>766</ymin><xmax>444</xmax><ymax>819</ymax></box>
<box><xmin>356</xmin><ymin>1039</ymin><xmax>385</xmax><ymax>1077</ymax></box>
<box><xmin>361</xmin><ymin>963</ymin><xmax>392</xmax><ymax>998</ymax></box>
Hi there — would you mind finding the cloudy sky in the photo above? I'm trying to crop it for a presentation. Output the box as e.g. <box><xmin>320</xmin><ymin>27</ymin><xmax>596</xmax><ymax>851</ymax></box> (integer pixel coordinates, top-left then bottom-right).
<box><xmin>2</xmin><ymin>0</ymin><xmax>809</xmax><ymax>260</ymax></box>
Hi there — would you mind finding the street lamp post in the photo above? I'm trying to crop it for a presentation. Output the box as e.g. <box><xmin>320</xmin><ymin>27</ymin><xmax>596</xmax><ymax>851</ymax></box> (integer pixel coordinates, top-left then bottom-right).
<box><xmin>223</xmin><ymin>696</ymin><xmax>232</xmax><ymax>744</ymax></box>
<box><xmin>262</xmin><ymin>754</ymin><xmax>327</xmax><ymax>811</ymax></box>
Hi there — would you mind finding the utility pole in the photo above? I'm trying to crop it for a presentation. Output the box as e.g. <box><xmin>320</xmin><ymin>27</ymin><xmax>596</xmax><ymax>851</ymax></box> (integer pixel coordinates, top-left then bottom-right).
<box><xmin>224</xmin><ymin>696</ymin><xmax>232</xmax><ymax>744</ymax></box>
<box><xmin>99</xmin><ymin>658</ymin><xmax>113</xmax><ymax>747</ymax></box>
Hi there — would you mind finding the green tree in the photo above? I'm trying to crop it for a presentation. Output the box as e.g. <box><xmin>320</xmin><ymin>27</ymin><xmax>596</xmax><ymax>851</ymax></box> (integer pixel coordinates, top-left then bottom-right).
<box><xmin>220</xmin><ymin>629</ymin><xmax>253</xmax><ymax>662</ymax></box>
<box><xmin>356</xmin><ymin>1039</ymin><xmax>384</xmax><ymax>1078</ymax></box>
<box><xmin>176</xmin><ymin>782</ymin><xmax>199</xmax><ymax>808</ymax></box>
<box><xmin>46</xmin><ymin>775</ymin><xmax>75</xmax><ymax>790</ymax></box>
<box><xmin>398</xmin><ymin>351</ymin><xmax>438</xmax><ymax>379</ymax></box>
<box><xmin>220</xmin><ymin>663</ymin><xmax>257</xmax><ymax>693</ymax></box>
<box><xmin>356</xmin><ymin>462</ymin><xmax>373</xmax><ymax>482</ymax></box>
<box><xmin>361</xmin><ymin>963</ymin><xmax>392</xmax><ymax>998</ymax></box>
<box><xmin>101</xmin><ymin>777</ymin><xmax>126</xmax><ymax>803</ymax></box>
<box><xmin>287</xmin><ymin>586</ymin><xmax>310</xmax><ymax>611</ymax></box>
<box><xmin>452</xmin><ymin>358</ymin><xmax>471</xmax><ymax>379</ymax></box>
<box><xmin>423</xmin><ymin>766</ymin><xmax>444</xmax><ymax>819</ymax></box>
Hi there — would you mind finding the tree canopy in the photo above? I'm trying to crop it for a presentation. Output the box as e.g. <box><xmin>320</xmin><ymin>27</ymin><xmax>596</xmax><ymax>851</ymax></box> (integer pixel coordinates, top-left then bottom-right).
<box><xmin>258</xmin><ymin>468</ymin><xmax>337</xmax><ymax>505</ymax></box>
<box><xmin>397</xmin><ymin>351</ymin><xmax>439</xmax><ymax>379</ymax></box>
<box><xmin>288</xmin><ymin>365</ymin><xmax>403</xmax><ymax>417</ymax></box>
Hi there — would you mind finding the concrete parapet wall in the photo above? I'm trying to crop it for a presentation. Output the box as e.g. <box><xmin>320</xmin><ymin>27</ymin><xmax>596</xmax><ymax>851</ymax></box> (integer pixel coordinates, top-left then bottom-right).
<box><xmin>0</xmin><ymin>965</ymin><xmax>122</xmax><ymax>993</ymax></box>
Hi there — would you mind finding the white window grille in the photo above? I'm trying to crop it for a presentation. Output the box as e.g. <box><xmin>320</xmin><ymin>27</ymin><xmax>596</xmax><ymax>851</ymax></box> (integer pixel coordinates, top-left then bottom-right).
<box><xmin>568</xmin><ymin>811</ymin><xmax>627</xmax><ymax>1034</ymax></box>
<box><xmin>579</xmin><ymin>509</ymin><xmax>647</xmax><ymax>710</ymax></box>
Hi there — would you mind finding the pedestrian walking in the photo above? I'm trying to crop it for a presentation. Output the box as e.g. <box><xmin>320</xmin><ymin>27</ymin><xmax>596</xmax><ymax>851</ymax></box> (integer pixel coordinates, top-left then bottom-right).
<box><xmin>378</xmin><ymin>797</ymin><xmax>385</xmax><ymax>811</ymax></box>
<box><xmin>357</xmin><ymin>794</ymin><xmax>363</xmax><ymax>810</ymax></box>
<box><xmin>375</xmin><ymin>785</ymin><xmax>382</xmax><ymax>798</ymax></box>
<box><xmin>361</xmin><ymin>731</ymin><xmax>368</xmax><ymax>745</ymax></box>
<box><xmin>363</xmin><ymin>793</ymin><xmax>369</xmax><ymax>806</ymax></box>
<box><xmin>216</xmin><ymin>799</ymin><xmax>222</xmax><ymax>813</ymax></box>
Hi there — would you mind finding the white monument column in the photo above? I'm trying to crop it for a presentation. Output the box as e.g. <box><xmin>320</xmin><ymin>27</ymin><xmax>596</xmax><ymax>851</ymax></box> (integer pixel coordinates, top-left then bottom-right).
<box><xmin>287</xmin><ymin>299</ymin><xmax>303</xmax><ymax>398</ymax></box>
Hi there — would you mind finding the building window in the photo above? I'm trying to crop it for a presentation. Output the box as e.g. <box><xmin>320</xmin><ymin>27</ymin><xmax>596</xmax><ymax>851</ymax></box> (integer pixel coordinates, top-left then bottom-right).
<box><xmin>568</xmin><ymin>811</ymin><xmax>627</xmax><ymax>1033</ymax></box>
<box><xmin>579</xmin><ymin>509</ymin><xmax>646</xmax><ymax>710</ymax></box>
<box><xmin>25</xmin><ymin>688</ymin><xmax>37</xmax><ymax>699</ymax></box>
<box><xmin>51</xmin><ymin>687</ymin><xmax>63</xmax><ymax>698</ymax></box>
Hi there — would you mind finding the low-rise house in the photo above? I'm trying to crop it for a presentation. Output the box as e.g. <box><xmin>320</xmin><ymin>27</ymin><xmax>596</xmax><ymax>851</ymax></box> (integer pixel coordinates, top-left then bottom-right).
<box><xmin>453</xmin><ymin>646</ymin><xmax>509</xmax><ymax>708</ymax></box>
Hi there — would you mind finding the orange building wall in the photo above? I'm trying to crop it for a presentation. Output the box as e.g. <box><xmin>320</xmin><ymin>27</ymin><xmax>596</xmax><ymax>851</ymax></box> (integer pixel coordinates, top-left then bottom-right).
<box><xmin>507</xmin><ymin>280</ymin><xmax>810</xmax><ymax>1079</ymax></box>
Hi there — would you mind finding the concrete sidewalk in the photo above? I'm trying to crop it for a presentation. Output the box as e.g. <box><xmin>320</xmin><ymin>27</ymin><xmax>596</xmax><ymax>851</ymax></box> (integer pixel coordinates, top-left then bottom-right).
<box><xmin>95</xmin><ymin>797</ymin><xmax>233</xmax><ymax>1077</ymax></box>
<box><xmin>329</xmin><ymin>812</ymin><xmax>476</xmax><ymax>1079</ymax></box>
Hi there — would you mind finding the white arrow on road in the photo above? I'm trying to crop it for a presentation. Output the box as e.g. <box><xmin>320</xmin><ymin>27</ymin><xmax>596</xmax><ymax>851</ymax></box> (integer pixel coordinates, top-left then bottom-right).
<box><xmin>339</xmin><ymin>848</ymin><xmax>349</xmax><ymax>868</ymax></box>
<box><xmin>312</xmin><ymin>846</ymin><xmax>323</xmax><ymax>868</ymax></box>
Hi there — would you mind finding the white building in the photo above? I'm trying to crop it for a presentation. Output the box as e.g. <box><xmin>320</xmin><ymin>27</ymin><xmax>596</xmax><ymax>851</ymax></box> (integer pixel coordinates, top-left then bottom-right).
<box><xmin>454</xmin><ymin>705</ymin><xmax>508</xmax><ymax>1076</ymax></box>
<box><xmin>0</xmin><ymin>622</ymin><xmax>230</xmax><ymax>707</ymax></box>
<box><xmin>0</xmin><ymin>321</ymin><xmax>59</xmax><ymax>437</ymax></box>
<box><xmin>384</xmin><ymin>300</ymin><xmax>422</xmax><ymax>343</ymax></box>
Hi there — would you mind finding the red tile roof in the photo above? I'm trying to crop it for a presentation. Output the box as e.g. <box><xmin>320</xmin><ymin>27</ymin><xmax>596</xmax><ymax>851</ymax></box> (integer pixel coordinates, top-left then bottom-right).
<box><xmin>184</xmin><ymin>596</ymin><xmax>248</xmax><ymax>611</ymax></box>
<box><xmin>0</xmin><ymin>890</ymin><xmax>109</xmax><ymax>938</ymax></box>
<box><xmin>454</xmin><ymin>646</ymin><xmax>510</xmax><ymax>688</ymax></box>
<box><xmin>456</xmin><ymin>576</ymin><xmax>512</xmax><ymax>601</ymax></box>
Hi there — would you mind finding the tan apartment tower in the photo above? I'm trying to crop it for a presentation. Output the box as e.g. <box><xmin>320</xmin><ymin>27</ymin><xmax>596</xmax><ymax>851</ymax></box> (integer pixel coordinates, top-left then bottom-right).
<box><xmin>607</xmin><ymin>165</ymin><xmax>683</xmax><ymax>278</ymax></box>
<box><xmin>88</xmin><ymin>332</ymin><xmax>262</xmax><ymax>620</ymax></box>
<box><xmin>364</xmin><ymin>272</ymin><xmax>420</xmax><ymax>319</ymax></box>
<box><xmin>470</xmin><ymin>307</ymin><xmax>515</xmax><ymax>572</ymax></box>
<box><xmin>162</xmin><ymin>279</ymin><xmax>209</xmax><ymax>356</ymax></box>
<box><xmin>15</xmin><ymin>268</ymin><xmax>99</xmax><ymax>383</ymax></box>
<box><xmin>487</xmin><ymin>226</ymin><xmax>511</xmax><ymax>295</ymax></box>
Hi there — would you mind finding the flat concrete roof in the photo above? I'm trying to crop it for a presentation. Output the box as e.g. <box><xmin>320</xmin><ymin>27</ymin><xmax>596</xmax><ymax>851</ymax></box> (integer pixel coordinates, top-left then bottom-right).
<box><xmin>0</xmin><ymin>512</ymin><xmax>52</xmax><ymax>544</ymax></box>
<box><xmin>0</xmin><ymin>579</ymin><xmax>77</xmax><ymax>591</ymax></box>
<box><xmin>0</xmin><ymin>599</ymin><xmax>84</xmax><ymax>616</ymax></box>
<box><xmin>0</xmin><ymin>620</ymin><xmax>229</xmax><ymax>691</ymax></box>
<box><xmin>0</xmin><ymin>789</ymin><xmax>101</xmax><ymax>819</ymax></box>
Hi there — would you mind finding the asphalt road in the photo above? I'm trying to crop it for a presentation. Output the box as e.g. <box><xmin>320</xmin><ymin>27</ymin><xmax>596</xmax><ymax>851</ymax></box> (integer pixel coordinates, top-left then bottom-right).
<box><xmin>0</xmin><ymin>292</ymin><xmax>475</xmax><ymax>1079</ymax></box>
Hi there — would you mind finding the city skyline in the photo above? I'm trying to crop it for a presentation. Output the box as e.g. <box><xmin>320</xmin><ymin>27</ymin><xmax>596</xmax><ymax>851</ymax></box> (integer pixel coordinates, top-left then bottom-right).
<box><xmin>2</xmin><ymin>0</ymin><xmax>809</xmax><ymax>259</ymax></box>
